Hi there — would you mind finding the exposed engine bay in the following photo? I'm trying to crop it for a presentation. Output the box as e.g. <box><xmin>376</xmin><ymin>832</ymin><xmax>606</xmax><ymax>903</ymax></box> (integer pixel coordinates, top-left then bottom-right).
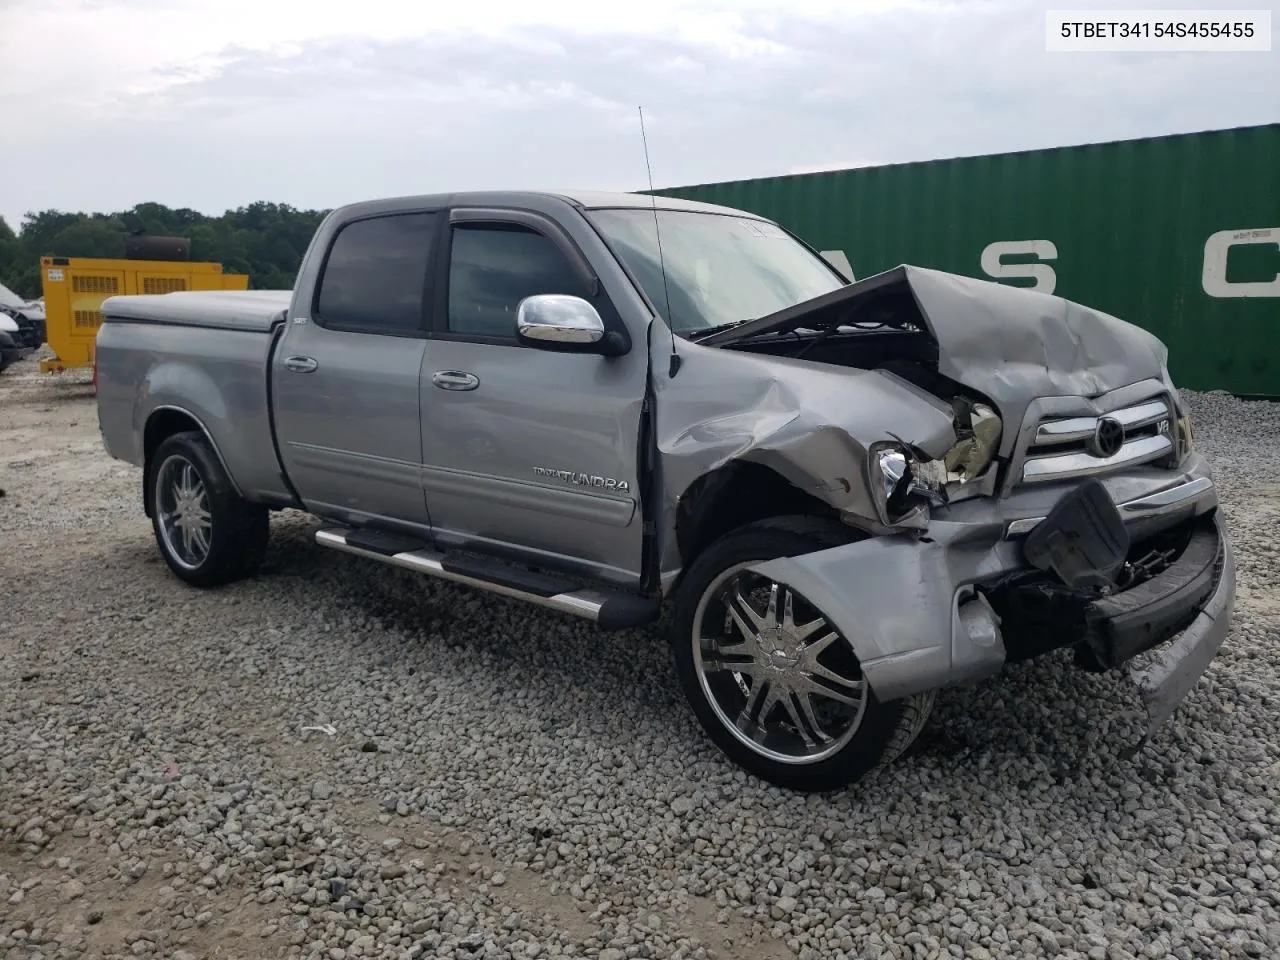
<box><xmin>693</xmin><ymin>269</ymin><xmax>1009</xmax><ymax>527</ymax></box>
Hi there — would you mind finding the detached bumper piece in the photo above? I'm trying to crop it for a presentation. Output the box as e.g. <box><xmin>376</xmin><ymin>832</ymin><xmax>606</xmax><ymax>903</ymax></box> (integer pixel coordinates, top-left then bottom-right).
<box><xmin>1125</xmin><ymin>515</ymin><xmax>1235</xmax><ymax>734</ymax></box>
<box><xmin>1081</xmin><ymin>515</ymin><xmax>1221</xmax><ymax>671</ymax></box>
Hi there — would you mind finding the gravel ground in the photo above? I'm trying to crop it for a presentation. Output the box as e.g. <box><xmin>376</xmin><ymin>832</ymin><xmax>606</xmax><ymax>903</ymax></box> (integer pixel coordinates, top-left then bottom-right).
<box><xmin>2</xmin><ymin>354</ymin><xmax>1279</xmax><ymax>960</ymax></box>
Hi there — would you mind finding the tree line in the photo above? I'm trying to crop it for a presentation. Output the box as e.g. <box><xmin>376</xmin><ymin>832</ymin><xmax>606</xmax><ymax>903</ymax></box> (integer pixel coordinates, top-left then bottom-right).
<box><xmin>0</xmin><ymin>202</ymin><xmax>331</xmax><ymax>299</ymax></box>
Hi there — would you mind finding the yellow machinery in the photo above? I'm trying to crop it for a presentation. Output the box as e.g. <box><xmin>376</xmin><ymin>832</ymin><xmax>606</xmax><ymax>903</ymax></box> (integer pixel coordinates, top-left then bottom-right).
<box><xmin>39</xmin><ymin>254</ymin><xmax>249</xmax><ymax>373</ymax></box>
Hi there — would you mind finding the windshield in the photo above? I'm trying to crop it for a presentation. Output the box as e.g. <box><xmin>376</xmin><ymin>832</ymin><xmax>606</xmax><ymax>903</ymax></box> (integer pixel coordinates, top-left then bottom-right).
<box><xmin>587</xmin><ymin>208</ymin><xmax>845</xmax><ymax>335</ymax></box>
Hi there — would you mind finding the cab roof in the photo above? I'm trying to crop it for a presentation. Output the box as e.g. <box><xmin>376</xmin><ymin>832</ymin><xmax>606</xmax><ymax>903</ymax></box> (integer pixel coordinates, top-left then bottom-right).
<box><xmin>330</xmin><ymin>189</ymin><xmax>771</xmax><ymax>223</ymax></box>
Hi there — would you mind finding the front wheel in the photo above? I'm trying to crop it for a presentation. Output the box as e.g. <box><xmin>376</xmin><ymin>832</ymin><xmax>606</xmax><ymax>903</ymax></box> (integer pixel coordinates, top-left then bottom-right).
<box><xmin>148</xmin><ymin>431</ymin><xmax>269</xmax><ymax>587</ymax></box>
<box><xmin>671</xmin><ymin>515</ymin><xmax>935</xmax><ymax>792</ymax></box>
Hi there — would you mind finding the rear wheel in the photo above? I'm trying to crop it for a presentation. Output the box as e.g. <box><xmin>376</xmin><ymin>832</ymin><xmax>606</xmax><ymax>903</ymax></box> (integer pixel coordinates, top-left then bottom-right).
<box><xmin>148</xmin><ymin>431</ymin><xmax>269</xmax><ymax>587</ymax></box>
<box><xmin>671</xmin><ymin>515</ymin><xmax>935</xmax><ymax>792</ymax></box>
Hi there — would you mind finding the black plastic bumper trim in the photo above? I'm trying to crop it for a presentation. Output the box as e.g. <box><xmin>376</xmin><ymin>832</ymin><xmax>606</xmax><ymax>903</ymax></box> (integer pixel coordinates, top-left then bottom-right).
<box><xmin>1083</xmin><ymin>516</ymin><xmax>1221</xmax><ymax>670</ymax></box>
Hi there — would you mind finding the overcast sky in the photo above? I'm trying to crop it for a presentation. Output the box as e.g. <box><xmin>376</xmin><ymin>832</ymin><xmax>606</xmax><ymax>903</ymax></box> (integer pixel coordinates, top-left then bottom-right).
<box><xmin>1</xmin><ymin>0</ymin><xmax>1276</xmax><ymax>229</ymax></box>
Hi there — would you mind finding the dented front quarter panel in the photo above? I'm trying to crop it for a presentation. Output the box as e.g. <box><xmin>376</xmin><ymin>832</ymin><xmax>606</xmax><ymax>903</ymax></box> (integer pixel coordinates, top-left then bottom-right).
<box><xmin>651</xmin><ymin>340</ymin><xmax>959</xmax><ymax>576</ymax></box>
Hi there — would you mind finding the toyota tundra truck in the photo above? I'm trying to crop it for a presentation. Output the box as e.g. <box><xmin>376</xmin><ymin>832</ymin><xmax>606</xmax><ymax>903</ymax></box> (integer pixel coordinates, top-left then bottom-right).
<box><xmin>93</xmin><ymin>190</ymin><xmax>1235</xmax><ymax>792</ymax></box>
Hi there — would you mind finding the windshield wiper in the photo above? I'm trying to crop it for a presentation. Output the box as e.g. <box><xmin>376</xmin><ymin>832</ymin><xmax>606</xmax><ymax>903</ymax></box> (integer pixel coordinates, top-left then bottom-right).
<box><xmin>687</xmin><ymin>317</ymin><xmax>758</xmax><ymax>341</ymax></box>
<box><xmin>792</xmin><ymin>321</ymin><xmax>844</xmax><ymax>358</ymax></box>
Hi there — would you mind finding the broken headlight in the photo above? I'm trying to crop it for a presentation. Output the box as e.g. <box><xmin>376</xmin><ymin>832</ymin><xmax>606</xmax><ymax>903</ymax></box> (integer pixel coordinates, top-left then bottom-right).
<box><xmin>1161</xmin><ymin>365</ymin><xmax>1194</xmax><ymax>461</ymax></box>
<box><xmin>1176</xmin><ymin>411</ymin><xmax>1195</xmax><ymax>459</ymax></box>
<box><xmin>869</xmin><ymin>402</ymin><xmax>1002</xmax><ymax>524</ymax></box>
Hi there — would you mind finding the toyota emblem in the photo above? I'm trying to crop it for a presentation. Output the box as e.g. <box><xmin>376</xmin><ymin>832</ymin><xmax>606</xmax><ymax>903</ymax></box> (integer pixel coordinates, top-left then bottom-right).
<box><xmin>1091</xmin><ymin>416</ymin><xmax>1125</xmax><ymax>458</ymax></box>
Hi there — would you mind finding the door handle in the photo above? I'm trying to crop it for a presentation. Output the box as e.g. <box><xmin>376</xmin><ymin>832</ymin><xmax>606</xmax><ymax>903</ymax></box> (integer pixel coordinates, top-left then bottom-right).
<box><xmin>284</xmin><ymin>355</ymin><xmax>318</xmax><ymax>373</ymax></box>
<box><xmin>431</xmin><ymin>370</ymin><xmax>480</xmax><ymax>391</ymax></box>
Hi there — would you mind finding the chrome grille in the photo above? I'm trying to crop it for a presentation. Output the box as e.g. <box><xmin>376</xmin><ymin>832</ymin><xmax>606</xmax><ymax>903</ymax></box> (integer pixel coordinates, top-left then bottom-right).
<box><xmin>1020</xmin><ymin>396</ymin><xmax>1174</xmax><ymax>484</ymax></box>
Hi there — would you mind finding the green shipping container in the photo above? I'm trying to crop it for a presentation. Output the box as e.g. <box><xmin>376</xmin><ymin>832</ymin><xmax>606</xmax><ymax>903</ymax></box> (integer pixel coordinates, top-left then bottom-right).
<box><xmin>655</xmin><ymin>123</ymin><xmax>1280</xmax><ymax>397</ymax></box>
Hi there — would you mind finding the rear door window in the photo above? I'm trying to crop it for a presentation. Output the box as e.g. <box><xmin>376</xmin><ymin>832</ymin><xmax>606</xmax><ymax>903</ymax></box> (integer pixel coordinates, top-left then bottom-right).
<box><xmin>315</xmin><ymin>212</ymin><xmax>438</xmax><ymax>335</ymax></box>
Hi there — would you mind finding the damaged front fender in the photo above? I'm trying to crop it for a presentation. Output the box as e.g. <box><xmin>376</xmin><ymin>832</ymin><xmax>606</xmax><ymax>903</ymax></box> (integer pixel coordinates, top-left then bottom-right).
<box><xmin>655</xmin><ymin>344</ymin><xmax>960</xmax><ymax>542</ymax></box>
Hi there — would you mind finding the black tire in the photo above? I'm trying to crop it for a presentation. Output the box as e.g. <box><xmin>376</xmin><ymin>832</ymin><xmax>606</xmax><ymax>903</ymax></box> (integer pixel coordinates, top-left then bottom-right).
<box><xmin>671</xmin><ymin>514</ymin><xmax>935</xmax><ymax>793</ymax></box>
<box><xmin>147</xmin><ymin>430</ymin><xmax>269</xmax><ymax>587</ymax></box>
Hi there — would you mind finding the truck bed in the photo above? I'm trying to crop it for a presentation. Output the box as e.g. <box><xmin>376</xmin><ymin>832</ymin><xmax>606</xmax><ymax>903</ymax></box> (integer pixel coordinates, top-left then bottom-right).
<box><xmin>95</xmin><ymin>289</ymin><xmax>296</xmax><ymax>505</ymax></box>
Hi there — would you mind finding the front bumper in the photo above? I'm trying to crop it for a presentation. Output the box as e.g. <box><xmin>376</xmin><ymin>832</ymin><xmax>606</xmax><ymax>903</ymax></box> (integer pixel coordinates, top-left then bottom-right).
<box><xmin>748</xmin><ymin>470</ymin><xmax>1236</xmax><ymax>733</ymax></box>
<box><xmin>1124</xmin><ymin>516</ymin><xmax>1234</xmax><ymax>732</ymax></box>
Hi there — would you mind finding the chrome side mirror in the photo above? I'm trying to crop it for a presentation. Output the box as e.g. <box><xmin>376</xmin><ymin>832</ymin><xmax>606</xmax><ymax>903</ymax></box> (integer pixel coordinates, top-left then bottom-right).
<box><xmin>515</xmin><ymin>294</ymin><xmax>629</xmax><ymax>356</ymax></box>
<box><xmin>516</xmin><ymin>294</ymin><xmax>605</xmax><ymax>343</ymax></box>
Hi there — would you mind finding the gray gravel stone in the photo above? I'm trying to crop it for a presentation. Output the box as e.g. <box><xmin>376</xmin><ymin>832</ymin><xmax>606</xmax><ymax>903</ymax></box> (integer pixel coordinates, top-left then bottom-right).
<box><xmin>1</xmin><ymin>365</ymin><xmax>1278</xmax><ymax>960</ymax></box>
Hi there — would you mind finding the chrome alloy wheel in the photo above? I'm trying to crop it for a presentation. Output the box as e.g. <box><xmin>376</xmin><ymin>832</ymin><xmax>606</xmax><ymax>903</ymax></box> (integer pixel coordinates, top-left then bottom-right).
<box><xmin>155</xmin><ymin>454</ymin><xmax>212</xmax><ymax>570</ymax></box>
<box><xmin>692</xmin><ymin>563</ymin><xmax>869</xmax><ymax>765</ymax></box>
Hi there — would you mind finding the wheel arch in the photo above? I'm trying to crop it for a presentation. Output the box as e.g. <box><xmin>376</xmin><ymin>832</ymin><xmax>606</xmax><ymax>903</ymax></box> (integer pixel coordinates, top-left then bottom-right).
<box><xmin>674</xmin><ymin>460</ymin><xmax>842</xmax><ymax>572</ymax></box>
<box><xmin>142</xmin><ymin>406</ymin><xmax>242</xmax><ymax>517</ymax></box>
<box><xmin>668</xmin><ymin>510</ymin><xmax>933</xmax><ymax>791</ymax></box>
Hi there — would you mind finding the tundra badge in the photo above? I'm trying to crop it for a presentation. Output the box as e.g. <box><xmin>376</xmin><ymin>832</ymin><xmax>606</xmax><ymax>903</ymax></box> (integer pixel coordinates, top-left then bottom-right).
<box><xmin>532</xmin><ymin>467</ymin><xmax>631</xmax><ymax>493</ymax></box>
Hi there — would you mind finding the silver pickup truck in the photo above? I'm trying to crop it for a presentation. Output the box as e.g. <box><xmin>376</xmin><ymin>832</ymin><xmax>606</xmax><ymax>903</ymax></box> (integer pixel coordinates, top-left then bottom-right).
<box><xmin>94</xmin><ymin>190</ymin><xmax>1235</xmax><ymax>792</ymax></box>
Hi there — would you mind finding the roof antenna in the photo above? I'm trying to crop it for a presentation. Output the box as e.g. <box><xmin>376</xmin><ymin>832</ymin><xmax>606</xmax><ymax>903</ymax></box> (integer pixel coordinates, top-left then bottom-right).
<box><xmin>638</xmin><ymin>105</ymin><xmax>681</xmax><ymax>378</ymax></box>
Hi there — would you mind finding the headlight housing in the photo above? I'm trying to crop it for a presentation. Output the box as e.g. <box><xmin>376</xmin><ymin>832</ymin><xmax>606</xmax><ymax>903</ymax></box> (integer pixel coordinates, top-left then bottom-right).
<box><xmin>868</xmin><ymin>402</ymin><xmax>1003</xmax><ymax>526</ymax></box>
<box><xmin>1160</xmin><ymin>363</ymin><xmax>1194</xmax><ymax>461</ymax></box>
<box><xmin>1176</xmin><ymin>411</ymin><xmax>1195</xmax><ymax>459</ymax></box>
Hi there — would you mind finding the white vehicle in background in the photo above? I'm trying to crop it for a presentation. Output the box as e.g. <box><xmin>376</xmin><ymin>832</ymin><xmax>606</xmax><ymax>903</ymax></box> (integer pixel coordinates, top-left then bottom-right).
<box><xmin>0</xmin><ymin>280</ymin><xmax>46</xmax><ymax>348</ymax></box>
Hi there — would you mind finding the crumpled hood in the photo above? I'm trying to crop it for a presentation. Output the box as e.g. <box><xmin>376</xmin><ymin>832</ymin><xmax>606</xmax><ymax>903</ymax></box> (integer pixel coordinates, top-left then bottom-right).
<box><xmin>700</xmin><ymin>264</ymin><xmax>1170</xmax><ymax>434</ymax></box>
<box><xmin>903</xmin><ymin>265</ymin><xmax>1168</xmax><ymax>406</ymax></box>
